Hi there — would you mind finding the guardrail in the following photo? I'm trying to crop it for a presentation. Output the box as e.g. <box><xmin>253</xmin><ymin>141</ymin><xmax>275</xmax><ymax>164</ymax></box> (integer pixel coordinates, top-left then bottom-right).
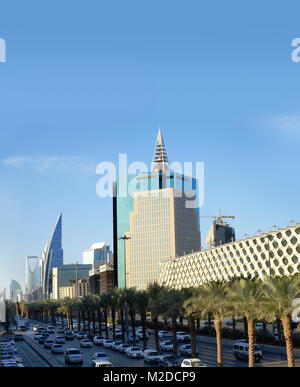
<box><xmin>23</xmin><ymin>335</ymin><xmax>62</xmax><ymax>367</ymax></box>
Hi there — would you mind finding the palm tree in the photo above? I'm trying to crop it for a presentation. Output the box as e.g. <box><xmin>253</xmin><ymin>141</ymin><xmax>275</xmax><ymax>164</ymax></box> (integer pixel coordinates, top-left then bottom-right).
<box><xmin>228</xmin><ymin>278</ymin><xmax>264</xmax><ymax>367</ymax></box>
<box><xmin>57</xmin><ymin>298</ymin><xmax>75</xmax><ymax>329</ymax></box>
<box><xmin>115</xmin><ymin>288</ymin><xmax>126</xmax><ymax>342</ymax></box>
<box><xmin>196</xmin><ymin>282</ymin><xmax>229</xmax><ymax>367</ymax></box>
<box><xmin>106</xmin><ymin>290</ymin><xmax>118</xmax><ymax>340</ymax></box>
<box><xmin>135</xmin><ymin>290</ymin><xmax>149</xmax><ymax>350</ymax></box>
<box><xmin>161</xmin><ymin>288</ymin><xmax>184</xmax><ymax>357</ymax></box>
<box><xmin>81</xmin><ymin>295</ymin><xmax>96</xmax><ymax>334</ymax></box>
<box><xmin>147</xmin><ymin>282</ymin><xmax>163</xmax><ymax>352</ymax></box>
<box><xmin>125</xmin><ymin>288</ymin><xmax>137</xmax><ymax>345</ymax></box>
<box><xmin>183</xmin><ymin>288</ymin><xmax>201</xmax><ymax>358</ymax></box>
<box><xmin>261</xmin><ymin>275</ymin><xmax>300</xmax><ymax>367</ymax></box>
<box><xmin>100</xmin><ymin>293</ymin><xmax>110</xmax><ymax>339</ymax></box>
<box><xmin>46</xmin><ymin>300</ymin><xmax>59</xmax><ymax>326</ymax></box>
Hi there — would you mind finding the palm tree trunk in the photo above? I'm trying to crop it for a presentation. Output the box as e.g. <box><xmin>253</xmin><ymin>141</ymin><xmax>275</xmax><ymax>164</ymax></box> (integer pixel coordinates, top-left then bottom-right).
<box><xmin>282</xmin><ymin>316</ymin><xmax>295</xmax><ymax>367</ymax></box>
<box><xmin>130</xmin><ymin>312</ymin><xmax>136</xmax><ymax>346</ymax></box>
<box><xmin>67</xmin><ymin>312</ymin><xmax>70</xmax><ymax>329</ymax></box>
<box><xmin>104</xmin><ymin>307</ymin><xmax>108</xmax><ymax>339</ymax></box>
<box><xmin>247</xmin><ymin>319</ymin><xmax>256</xmax><ymax>368</ymax></box>
<box><xmin>78</xmin><ymin>311</ymin><xmax>81</xmax><ymax>332</ymax></box>
<box><xmin>92</xmin><ymin>311</ymin><xmax>96</xmax><ymax>335</ymax></box>
<box><xmin>153</xmin><ymin>317</ymin><xmax>160</xmax><ymax>352</ymax></box>
<box><xmin>215</xmin><ymin>317</ymin><xmax>223</xmax><ymax>367</ymax></box>
<box><xmin>276</xmin><ymin>318</ymin><xmax>282</xmax><ymax>341</ymax></box>
<box><xmin>232</xmin><ymin>316</ymin><xmax>236</xmax><ymax>332</ymax></box>
<box><xmin>82</xmin><ymin>311</ymin><xmax>86</xmax><ymax>333</ymax></box>
<box><xmin>172</xmin><ymin>316</ymin><xmax>178</xmax><ymax>357</ymax></box>
<box><xmin>141</xmin><ymin>314</ymin><xmax>147</xmax><ymax>350</ymax></box>
<box><xmin>120</xmin><ymin>308</ymin><xmax>125</xmax><ymax>343</ymax></box>
<box><xmin>112</xmin><ymin>307</ymin><xmax>116</xmax><ymax>340</ymax></box>
<box><xmin>190</xmin><ymin>315</ymin><xmax>197</xmax><ymax>358</ymax></box>
<box><xmin>196</xmin><ymin>318</ymin><xmax>200</xmax><ymax>333</ymax></box>
<box><xmin>244</xmin><ymin>316</ymin><xmax>248</xmax><ymax>337</ymax></box>
<box><xmin>88</xmin><ymin>311</ymin><xmax>91</xmax><ymax>334</ymax></box>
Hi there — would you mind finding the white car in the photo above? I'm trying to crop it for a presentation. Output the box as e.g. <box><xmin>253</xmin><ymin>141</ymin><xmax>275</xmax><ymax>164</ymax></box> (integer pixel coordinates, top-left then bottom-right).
<box><xmin>143</xmin><ymin>349</ymin><xmax>161</xmax><ymax>364</ymax></box>
<box><xmin>179</xmin><ymin>344</ymin><xmax>197</xmax><ymax>356</ymax></box>
<box><xmin>77</xmin><ymin>332</ymin><xmax>87</xmax><ymax>340</ymax></box>
<box><xmin>94</xmin><ymin>360</ymin><xmax>113</xmax><ymax>367</ymax></box>
<box><xmin>92</xmin><ymin>352</ymin><xmax>110</xmax><ymax>366</ymax></box>
<box><xmin>34</xmin><ymin>333</ymin><xmax>42</xmax><ymax>340</ymax></box>
<box><xmin>176</xmin><ymin>331</ymin><xmax>191</xmax><ymax>342</ymax></box>
<box><xmin>159</xmin><ymin>340</ymin><xmax>174</xmax><ymax>352</ymax></box>
<box><xmin>33</xmin><ymin>325</ymin><xmax>39</xmax><ymax>332</ymax></box>
<box><xmin>93</xmin><ymin>336</ymin><xmax>104</xmax><ymax>345</ymax></box>
<box><xmin>136</xmin><ymin>329</ymin><xmax>150</xmax><ymax>340</ymax></box>
<box><xmin>158</xmin><ymin>330</ymin><xmax>170</xmax><ymax>339</ymax></box>
<box><xmin>126</xmin><ymin>346</ymin><xmax>143</xmax><ymax>358</ymax></box>
<box><xmin>80</xmin><ymin>339</ymin><xmax>93</xmax><ymax>348</ymax></box>
<box><xmin>111</xmin><ymin>340</ymin><xmax>122</xmax><ymax>351</ymax></box>
<box><xmin>181</xmin><ymin>358</ymin><xmax>207</xmax><ymax>367</ymax></box>
<box><xmin>103</xmin><ymin>339</ymin><xmax>114</xmax><ymax>349</ymax></box>
<box><xmin>1</xmin><ymin>360</ymin><xmax>24</xmax><ymax>367</ymax></box>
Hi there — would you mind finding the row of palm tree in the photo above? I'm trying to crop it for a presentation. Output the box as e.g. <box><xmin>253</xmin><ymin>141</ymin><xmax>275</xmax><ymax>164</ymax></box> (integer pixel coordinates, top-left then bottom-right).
<box><xmin>17</xmin><ymin>274</ymin><xmax>300</xmax><ymax>367</ymax></box>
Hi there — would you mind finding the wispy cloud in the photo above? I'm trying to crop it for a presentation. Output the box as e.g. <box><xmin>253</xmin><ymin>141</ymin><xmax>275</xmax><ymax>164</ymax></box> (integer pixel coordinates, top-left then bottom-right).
<box><xmin>267</xmin><ymin>115</ymin><xmax>300</xmax><ymax>137</ymax></box>
<box><xmin>2</xmin><ymin>156</ymin><xmax>96</xmax><ymax>174</ymax></box>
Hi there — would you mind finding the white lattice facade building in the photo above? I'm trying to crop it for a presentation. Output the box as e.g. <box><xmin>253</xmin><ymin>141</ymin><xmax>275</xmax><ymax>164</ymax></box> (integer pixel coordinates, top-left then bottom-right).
<box><xmin>158</xmin><ymin>224</ymin><xmax>300</xmax><ymax>289</ymax></box>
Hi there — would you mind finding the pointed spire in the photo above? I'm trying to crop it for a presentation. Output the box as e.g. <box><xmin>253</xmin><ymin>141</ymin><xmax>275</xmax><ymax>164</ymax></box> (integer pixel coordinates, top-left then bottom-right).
<box><xmin>152</xmin><ymin>127</ymin><xmax>170</xmax><ymax>173</ymax></box>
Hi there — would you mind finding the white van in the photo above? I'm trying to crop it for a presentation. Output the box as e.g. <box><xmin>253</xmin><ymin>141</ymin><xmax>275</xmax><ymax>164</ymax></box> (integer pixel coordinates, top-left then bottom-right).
<box><xmin>233</xmin><ymin>340</ymin><xmax>263</xmax><ymax>361</ymax></box>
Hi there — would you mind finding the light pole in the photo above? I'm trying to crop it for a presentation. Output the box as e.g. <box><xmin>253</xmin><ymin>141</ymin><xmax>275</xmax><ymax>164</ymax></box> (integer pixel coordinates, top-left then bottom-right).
<box><xmin>119</xmin><ymin>235</ymin><xmax>131</xmax><ymax>341</ymax></box>
<box><xmin>75</xmin><ymin>261</ymin><xmax>79</xmax><ymax>300</ymax></box>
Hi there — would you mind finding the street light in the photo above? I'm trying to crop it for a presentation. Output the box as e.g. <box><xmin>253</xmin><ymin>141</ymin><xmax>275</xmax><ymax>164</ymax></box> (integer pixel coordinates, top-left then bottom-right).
<box><xmin>119</xmin><ymin>235</ymin><xmax>131</xmax><ymax>341</ymax></box>
<box><xmin>75</xmin><ymin>261</ymin><xmax>79</xmax><ymax>300</ymax></box>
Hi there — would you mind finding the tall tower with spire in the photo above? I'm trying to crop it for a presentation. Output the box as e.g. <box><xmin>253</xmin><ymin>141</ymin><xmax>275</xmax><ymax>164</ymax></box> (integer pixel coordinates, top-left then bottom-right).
<box><xmin>113</xmin><ymin>128</ymin><xmax>201</xmax><ymax>290</ymax></box>
<box><xmin>152</xmin><ymin>127</ymin><xmax>170</xmax><ymax>173</ymax></box>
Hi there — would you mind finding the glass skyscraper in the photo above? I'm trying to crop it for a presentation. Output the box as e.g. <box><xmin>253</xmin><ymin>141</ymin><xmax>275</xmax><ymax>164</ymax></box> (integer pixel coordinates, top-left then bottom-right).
<box><xmin>113</xmin><ymin>129</ymin><xmax>201</xmax><ymax>289</ymax></box>
<box><xmin>41</xmin><ymin>213</ymin><xmax>63</xmax><ymax>298</ymax></box>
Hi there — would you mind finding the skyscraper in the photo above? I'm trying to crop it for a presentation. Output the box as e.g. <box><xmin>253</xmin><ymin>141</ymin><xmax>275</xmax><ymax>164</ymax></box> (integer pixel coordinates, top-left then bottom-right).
<box><xmin>113</xmin><ymin>128</ymin><xmax>201</xmax><ymax>289</ymax></box>
<box><xmin>25</xmin><ymin>256</ymin><xmax>39</xmax><ymax>295</ymax></box>
<box><xmin>40</xmin><ymin>213</ymin><xmax>63</xmax><ymax>298</ymax></box>
<box><xmin>9</xmin><ymin>279</ymin><xmax>22</xmax><ymax>301</ymax></box>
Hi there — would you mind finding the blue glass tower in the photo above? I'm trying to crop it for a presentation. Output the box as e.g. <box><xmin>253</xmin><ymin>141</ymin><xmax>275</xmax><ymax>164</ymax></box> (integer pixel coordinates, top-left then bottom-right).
<box><xmin>42</xmin><ymin>213</ymin><xmax>63</xmax><ymax>298</ymax></box>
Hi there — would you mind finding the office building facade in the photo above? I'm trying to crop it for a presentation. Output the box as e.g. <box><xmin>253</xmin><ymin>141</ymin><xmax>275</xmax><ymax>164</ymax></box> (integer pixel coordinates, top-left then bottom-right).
<box><xmin>52</xmin><ymin>264</ymin><xmax>91</xmax><ymax>300</ymax></box>
<box><xmin>113</xmin><ymin>129</ymin><xmax>201</xmax><ymax>289</ymax></box>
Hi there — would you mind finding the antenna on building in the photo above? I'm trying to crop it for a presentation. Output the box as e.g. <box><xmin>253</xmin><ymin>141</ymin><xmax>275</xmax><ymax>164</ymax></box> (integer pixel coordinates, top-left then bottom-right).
<box><xmin>151</xmin><ymin>127</ymin><xmax>170</xmax><ymax>173</ymax></box>
<box><xmin>290</xmin><ymin>219</ymin><xmax>296</xmax><ymax>226</ymax></box>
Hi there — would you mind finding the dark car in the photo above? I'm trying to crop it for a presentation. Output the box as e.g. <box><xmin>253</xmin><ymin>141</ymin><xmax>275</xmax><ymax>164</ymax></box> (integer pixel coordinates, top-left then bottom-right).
<box><xmin>44</xmin><ymin>340</ymin><xmax>54</xmax><ymax>349</ymax></box>
<box><xmin>159</xmin><ymin>355</ymin><xmax>181</xmax><ymax>367</ymax></box>
<box><xmin>65</xmin><ymin>331</ymin><xmax>74</xmax><ymax>341</ymax></box>
<box><xmin>14</xmin><ymin>334</ymin><xmax>23</xmax><ymax>341</ymax></box>
<box><xmin>38</xmin><ymin>336</ymin><xmax>47</xmax><ymax>344</ymax></box>
<box><xmin>18</xmin><ymin>326</ymin><xmax>27</xmax><ymax>332</ymax></box>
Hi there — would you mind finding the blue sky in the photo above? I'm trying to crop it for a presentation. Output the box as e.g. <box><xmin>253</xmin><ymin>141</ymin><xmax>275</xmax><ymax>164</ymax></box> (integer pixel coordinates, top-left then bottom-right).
<box><xmin>1</xmin><ymin>1</ymin><xmax>300</xmax><ymax>291</ymax></box>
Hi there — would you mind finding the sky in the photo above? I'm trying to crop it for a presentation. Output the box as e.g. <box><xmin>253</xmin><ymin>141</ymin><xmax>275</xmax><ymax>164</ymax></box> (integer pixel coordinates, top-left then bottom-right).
<box><xmin>1</xmin><ymin>1</ymin><xmax>300</xmax><ymax>292</ymax></box>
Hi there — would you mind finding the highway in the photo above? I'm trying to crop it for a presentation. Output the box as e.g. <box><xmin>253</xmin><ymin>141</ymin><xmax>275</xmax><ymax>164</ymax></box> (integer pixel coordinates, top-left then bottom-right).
<box><xmin>14</xmin><ymin>319</ymin><xmax>299</xmax><ymax>367</ymax></box>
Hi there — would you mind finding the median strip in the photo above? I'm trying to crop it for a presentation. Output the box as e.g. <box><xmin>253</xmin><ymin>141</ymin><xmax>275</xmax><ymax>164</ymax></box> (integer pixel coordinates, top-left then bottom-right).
<box><xmin>23</xmin><ymin>335</ymin><xmax>62</xmax><ymax>367</ymax></box>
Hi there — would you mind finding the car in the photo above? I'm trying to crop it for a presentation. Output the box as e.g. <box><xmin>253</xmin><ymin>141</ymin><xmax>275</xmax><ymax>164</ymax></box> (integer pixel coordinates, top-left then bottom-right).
<box><xmin>128</xmin><ymin>334</ymin><xmax>139</xmax><ymax>343</ymax></box>
<box><xmin>46</xmin><ymin>326</ymin><xmax>55</xmax><ymax>334</ymax></box>
<box><xmin>77</xmin><ymin>332</ymin><xmax>87</xmax><ymax>340</ymax></box>
<box><xmin>38</xmin><ymin>336</ymin><xmax>47</xmax><ymax>344</ymax></box>
<box><xmin>56</xmin><ymin>328</ymin><xmax>65</xmax><ymax>335</ymax></box>
<box><xmin>80</xmin><ymin>339</ymin><xmax>93</xmax><ymax>348</ymax></box>
<box><xmin>14</xmin><ymin>334</ymin><xmax>23</xmax><ymax>341</ymax></box>
<box><xmin>181</xmin><ymin>358</ymin><xmax>207</xmax><ymax>367</ymax></box>
<box><xmin>34</xmin><ymin>333</ymin><xmax>43</xmax><ymax>340</ymax></box>
<box><xmin>103</xmin><ymin>339</ymin><xmax>114</xmax><ymax>349</ymax></box>
<box><xmin>41</xmin><ymin>331</ymin><xmax>50</xmax><ymax>337</ymax></box>
<box><xmin>111</xmin><ymin>340</ymin><xmax>122</xmax><ymax>351</ymax></box>
<box><xmin>176</xmin><ymin>331</ymin><xmax>191</xmax><ymax>343</ymax></box>
<box><xmin>18</xmin><ymin>326</ymin><xmax>27</xmax><ymax>332</ymax></box>
<box><xmin>65</xmin><ymin>348</ymin><xmax>83</xmax><ymax>365</ymax></box>
<box><xmin>91</xmin><ymin>352</ymin><xmax>110</xmax><ymax>366</ymax></box>
<box><xmin>159</xmin><ymin>340</ymin><xmax>174</xmax><ymax>352</ymax></box>
<box><xmin>55</xmin><ymin>336</ymin><xmax>66</xmax><ymax>344</ymax></box>
<box><xmin>136</xmin><ymin>329</ymin><xmax>150</xmax><ymax>340</ymax></box>
<box><xmin>44</xmin><ymin>339</ymin><xmax>55</xmax><ymax>349</ymax></box>
<box><xmin>143</xmin><ymin>349</ymin><xmax>161</xmax><ymax>364</ymax></box>
<box><xmin>51</xmin><ymin>344</ymin><xmax>64</xmax><ymax>354</ymax></box>
<box><xmin>93</xmin><ymin>335</ymin><xmax>104</xmax><ymax>345</ymax></box>
<box><xmin>126</xmin><ymin>346</ymin><xmax>143</xmax><ymax>358</ymax></box>
<box><xmin>255</xmin><ymin>322</ymin><xmax>265</xmax><ymax>331</ymax></box>
<box><xmin>65</xmin><ymin>331</ymin><xmax>74</xmax><ymax>341</ymax></box>
<box><xmin>94</xmin><ymin>360</ymin><xmax>113</xmax><ymax>367</ymax></box>
<box><xmin>233</xmin><ymin>340</ymin><xmax>263</xmax><ymax>361</ymax></box>
<box><xmin>159</xmin><ymin>355</ymin><xmax>181</xmax><ymax>367</ymax></box>
<box><xmin>118</xmin><ymin>343</ymin><xmax>130</xmax><ymax>354</ymax></box>
<box><xmin>158</xmin><ymin>330</ymin><xmax>171</xmax><ymax>339</ymax></box>
<box><xmin>33</xmin><ymin>325</ymin><xmax>39</xmax><ymax>332</ymax></box>
<box><xmin>1</xmin><ymin>360</ymin><xmax>24</xmax><ymax>367</ymax></box>
<box><xmin>179</xmin><ymin>344</ymin><xmax>197</xmax><ymax>356</ymax></box>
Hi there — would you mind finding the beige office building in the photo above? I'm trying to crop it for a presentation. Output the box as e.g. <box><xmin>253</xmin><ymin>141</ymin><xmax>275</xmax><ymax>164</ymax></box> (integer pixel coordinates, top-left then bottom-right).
<box><xmin>126</xmin><ymin>187</ymin><xmax>201</xmax><ymax>289</ymax></box>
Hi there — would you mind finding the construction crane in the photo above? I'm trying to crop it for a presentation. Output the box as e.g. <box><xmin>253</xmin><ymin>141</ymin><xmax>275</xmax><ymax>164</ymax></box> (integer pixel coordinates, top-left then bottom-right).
<box><xmin>200</xmin><ymin>209</ymin><xmax>235</xmax><ymax>226</ymax></box>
